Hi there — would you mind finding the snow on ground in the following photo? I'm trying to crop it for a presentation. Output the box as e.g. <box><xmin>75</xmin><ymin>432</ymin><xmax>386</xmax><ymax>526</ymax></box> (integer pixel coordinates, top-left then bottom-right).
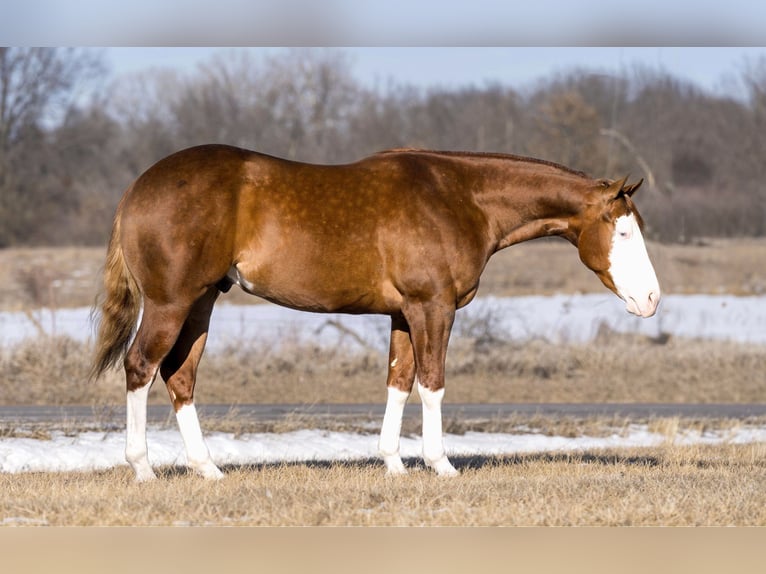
<box><xmin>2</xmin><ymin>294</ymin><xmax>766</xmax><ymax>351</ymax></box>
<box><xmin>2</xmin><ymin>425</ymin><xmax>766</xmax><ymax>474</ymax></box>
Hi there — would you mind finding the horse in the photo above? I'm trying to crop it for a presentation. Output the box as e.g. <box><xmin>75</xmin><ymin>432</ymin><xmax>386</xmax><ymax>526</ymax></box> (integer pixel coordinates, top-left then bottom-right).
<box><xmin>90</xmin><ymin>144</ymin><xmax>660</xmax><ymax>481</ymax></box>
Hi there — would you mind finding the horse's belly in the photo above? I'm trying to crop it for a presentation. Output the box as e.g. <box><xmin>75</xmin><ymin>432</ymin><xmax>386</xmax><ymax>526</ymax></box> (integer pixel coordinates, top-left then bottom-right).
<box><xmin>229</xmin><ymin>260</ymin><xmax>400</xmax><ymax>315</ymax></box>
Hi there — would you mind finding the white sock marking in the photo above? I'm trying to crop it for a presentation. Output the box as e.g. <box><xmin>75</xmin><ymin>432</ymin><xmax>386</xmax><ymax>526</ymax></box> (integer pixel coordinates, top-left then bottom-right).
<box><xmin>417</xmin><ymin>382</ymin><xmax>458</xmax><ymax>476</ymax></box>
<box><xmin>378</xmin><ymin>386</ymin><xmax>410</xmax><ymax>475</ymax></box>
<box><xmin>126</xmin><ymin>383</ymin><xmax>156</xmax><ymax>482</ymax></box>
<box><xmin>176</xmin><ymin>403</ymin><xmax>224</xmax><ymax>480</ymax></box>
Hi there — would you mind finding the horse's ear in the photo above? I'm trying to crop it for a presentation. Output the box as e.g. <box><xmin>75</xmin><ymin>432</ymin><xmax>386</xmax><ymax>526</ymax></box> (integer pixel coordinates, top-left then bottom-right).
<box><xmin>622</xmin><ymin>178</ymin><xmax>644</xmax><ymax>197</ymax></box>
<box><xmin>605</xmin><ymin>176</ymin><xmax>629</xmax><ymax>199</ymax></box>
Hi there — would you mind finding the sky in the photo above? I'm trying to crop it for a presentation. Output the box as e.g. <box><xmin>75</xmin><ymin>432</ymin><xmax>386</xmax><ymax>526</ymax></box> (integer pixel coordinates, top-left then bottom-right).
<box><xmin>3</xmin><ymin>1</ymin><xmax>766</xmax><ymax>45</ymax></box>
<box><xmin>104</xmin><ymin>47</ymin><xmax>766</xmax><ymax>97</ymax></box>
<box><xmin>2</xmin><ymin>2</ymin><xmax>765</xmax><ymax>96</ymax></box>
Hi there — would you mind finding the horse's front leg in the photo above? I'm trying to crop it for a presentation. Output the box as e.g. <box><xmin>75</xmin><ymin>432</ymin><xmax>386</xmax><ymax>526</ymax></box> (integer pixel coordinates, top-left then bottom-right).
<box><xmin>402</xmin><ymin>299</ymin><xmax>459</xmax><ymax>477</ymax></box>
<box><xmin>378</xmin><ymin>315</ymin><xmax>416</xmax><ymax>475</ymax></box>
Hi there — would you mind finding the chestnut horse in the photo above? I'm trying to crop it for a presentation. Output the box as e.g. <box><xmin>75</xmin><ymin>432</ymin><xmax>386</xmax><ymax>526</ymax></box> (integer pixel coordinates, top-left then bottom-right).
<box><xmin>91</xmin><ymin>144</ymin><xmax>660</xmax><ymax>481</ymax></box>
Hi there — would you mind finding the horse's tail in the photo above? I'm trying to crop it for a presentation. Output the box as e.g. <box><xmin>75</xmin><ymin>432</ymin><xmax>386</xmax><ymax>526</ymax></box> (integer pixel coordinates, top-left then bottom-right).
<box><xmin>89</xmin><ymin>197</ymin><xmax>141</xmax><ymax>381</ymax></box>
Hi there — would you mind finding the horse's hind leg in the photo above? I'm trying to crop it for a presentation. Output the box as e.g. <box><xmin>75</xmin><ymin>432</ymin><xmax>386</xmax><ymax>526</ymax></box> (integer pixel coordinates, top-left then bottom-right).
<box><xmin>159</xmin><ymin>288</ymin><xmax>222</xmax><ymax>480</ymax></box>
<box><xmin>378</xmin><ymin>315</ymin><xmax>416</xmax><ymax>475</ymax></box>
<box><xmin>124</xmin><ymin>300</ymin><xmax>190</xmax><ymax>482</ymax></box>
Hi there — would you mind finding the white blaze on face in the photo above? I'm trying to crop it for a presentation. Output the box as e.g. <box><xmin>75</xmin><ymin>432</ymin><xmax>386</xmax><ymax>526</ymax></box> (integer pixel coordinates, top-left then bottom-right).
<box><xmin>608</xmin><ymin>214</ymin><xmax>661</xmax><ymax>318</ymax></box>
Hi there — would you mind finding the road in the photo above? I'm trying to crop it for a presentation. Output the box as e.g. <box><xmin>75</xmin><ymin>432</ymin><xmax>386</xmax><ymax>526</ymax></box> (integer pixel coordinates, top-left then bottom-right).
<box><xmin>2</xmin><ymin>403</ymin><xmax>766</xmax><ymax>426</ymax></box>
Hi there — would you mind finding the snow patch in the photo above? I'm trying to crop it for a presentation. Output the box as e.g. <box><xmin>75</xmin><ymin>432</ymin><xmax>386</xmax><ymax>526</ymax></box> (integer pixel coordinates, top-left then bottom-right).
<box><xmin>2</xmin><ymin>425</ymin><xmax>765</xmax><ymax>474</ymax></box>
<box><xmin>2</xmin><ymin>294</ymin><xmax>765</xmax><ymax>351</ymax></box>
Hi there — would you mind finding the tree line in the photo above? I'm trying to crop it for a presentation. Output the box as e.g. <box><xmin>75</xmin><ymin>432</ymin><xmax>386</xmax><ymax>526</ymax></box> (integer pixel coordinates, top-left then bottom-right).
<box><xmin>1</xmin><ymin>47</ymin><xmax>766</xmax><ymax>246</ymax></box>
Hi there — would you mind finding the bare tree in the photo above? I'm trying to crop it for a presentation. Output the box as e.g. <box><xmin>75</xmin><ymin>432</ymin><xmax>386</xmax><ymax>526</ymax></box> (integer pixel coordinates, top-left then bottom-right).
<box><xmin>3</xmin><ymin>48</ymin><xmax>766</xmax><ymax>246</ymax></box>
<box><xmin>256</xmin><ymin>48</ymin><xmax>360</xmax><ymax>162</ymax></box>
<box><xmin>528</xmin><ymin>89</ymin><xmax>605</xmax><ymax>174</ymax></box>
<box><xmin>0</xmin><ymin>48</ymin><xmax>103</xmax><ymax>246</ymax></box>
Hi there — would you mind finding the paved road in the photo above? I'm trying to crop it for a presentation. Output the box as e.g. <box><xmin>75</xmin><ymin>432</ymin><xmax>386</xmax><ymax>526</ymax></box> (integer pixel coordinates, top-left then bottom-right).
<box><xmin>2</xmin><ymin>403</ymin><xmax>766</xmax><ymax>426</ymax></box>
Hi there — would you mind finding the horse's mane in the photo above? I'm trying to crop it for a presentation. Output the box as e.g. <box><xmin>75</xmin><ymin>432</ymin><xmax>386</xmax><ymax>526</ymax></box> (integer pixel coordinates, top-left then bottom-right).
<box><xmin>376</xmin><ymin>148</ymin><xmax>589</xmax><ymax>178</ymax></box>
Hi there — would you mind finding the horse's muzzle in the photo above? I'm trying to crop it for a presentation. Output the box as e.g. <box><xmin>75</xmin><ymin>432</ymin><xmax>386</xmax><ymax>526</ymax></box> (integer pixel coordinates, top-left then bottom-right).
<box><xmin>626</xmin><ymin>290</ymin><xmax>660</xmax><ymax>318</ymax></box>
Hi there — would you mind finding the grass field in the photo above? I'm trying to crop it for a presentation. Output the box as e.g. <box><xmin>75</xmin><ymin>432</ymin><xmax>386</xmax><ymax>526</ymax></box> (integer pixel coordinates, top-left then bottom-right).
<box><xmin>3</xmin><ymin>328</ymin><xmax>766</xmax><ymax>526</ymax></box>
<box><xmin>2</xmin><ymin>442</ymin><xmax>765</xmax><ymax>526</ymax></box>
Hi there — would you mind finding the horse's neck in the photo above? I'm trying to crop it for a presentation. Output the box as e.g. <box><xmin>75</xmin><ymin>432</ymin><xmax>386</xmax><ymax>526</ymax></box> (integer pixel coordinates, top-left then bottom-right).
<box><xmin>475</xmin><ymin>164</ymin><xmax>589</xmax><ymax>251</ymax></box>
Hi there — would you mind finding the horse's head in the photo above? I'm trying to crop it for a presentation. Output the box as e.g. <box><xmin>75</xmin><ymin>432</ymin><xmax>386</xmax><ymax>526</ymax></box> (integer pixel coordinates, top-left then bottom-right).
<box><xmin>576</xmin><ymin>177</ymin><xmax>660</xmax><ymax>318</ymax></box>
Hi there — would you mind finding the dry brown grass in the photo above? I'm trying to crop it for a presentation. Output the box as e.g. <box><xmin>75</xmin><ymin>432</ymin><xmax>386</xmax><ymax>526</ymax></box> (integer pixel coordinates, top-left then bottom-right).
<box><xmin>2</xmin><ymin>442</ymin><xmax>765</xmax><ymax>526</ymax></box>
<box><xmin>2</xmin><ymin>332</ymin><xmax>765</xmax><ymax>406</ymax></box>
<box><xmin>1</xmin><ymin>238</ymin><xmax>765</xmax><ymax>311</ymax></box>
<box><xmin>0</xmin><ymin>246</ymin><xmax>104</xmax><ymax>311</ymax></box>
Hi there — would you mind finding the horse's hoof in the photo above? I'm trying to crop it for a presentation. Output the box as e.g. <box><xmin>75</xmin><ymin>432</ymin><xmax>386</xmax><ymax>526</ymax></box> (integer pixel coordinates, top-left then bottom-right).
<box><xmin>195</xmin><ymin>462</ymin><xmax>224</xmax><ymax>480</ymax></box>
<box><xmin>382</xmin><ymin>454</ymin><xmax>408</xmax><ymax>475</ymax></box>
<box><xmin>428</xmin><ymin>456</ymin><xmax>459</xmax><ymax>477</ymax></box>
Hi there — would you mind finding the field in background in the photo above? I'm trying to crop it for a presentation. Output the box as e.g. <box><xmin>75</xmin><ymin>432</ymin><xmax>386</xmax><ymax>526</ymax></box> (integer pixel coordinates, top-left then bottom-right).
<box><xmin>3</xmin><ymin>333</ymin><xmax>765</xmax><ymax>406</ymax></box>
<box><xmin>1</xmin><ymin>238</ymin><xmax>766</xmax><ymax>311</ymax></box>
<box><xmin>1</xmin><ymin>238</ymin><xmax>765</xmax><ymax>406</ymax></box>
